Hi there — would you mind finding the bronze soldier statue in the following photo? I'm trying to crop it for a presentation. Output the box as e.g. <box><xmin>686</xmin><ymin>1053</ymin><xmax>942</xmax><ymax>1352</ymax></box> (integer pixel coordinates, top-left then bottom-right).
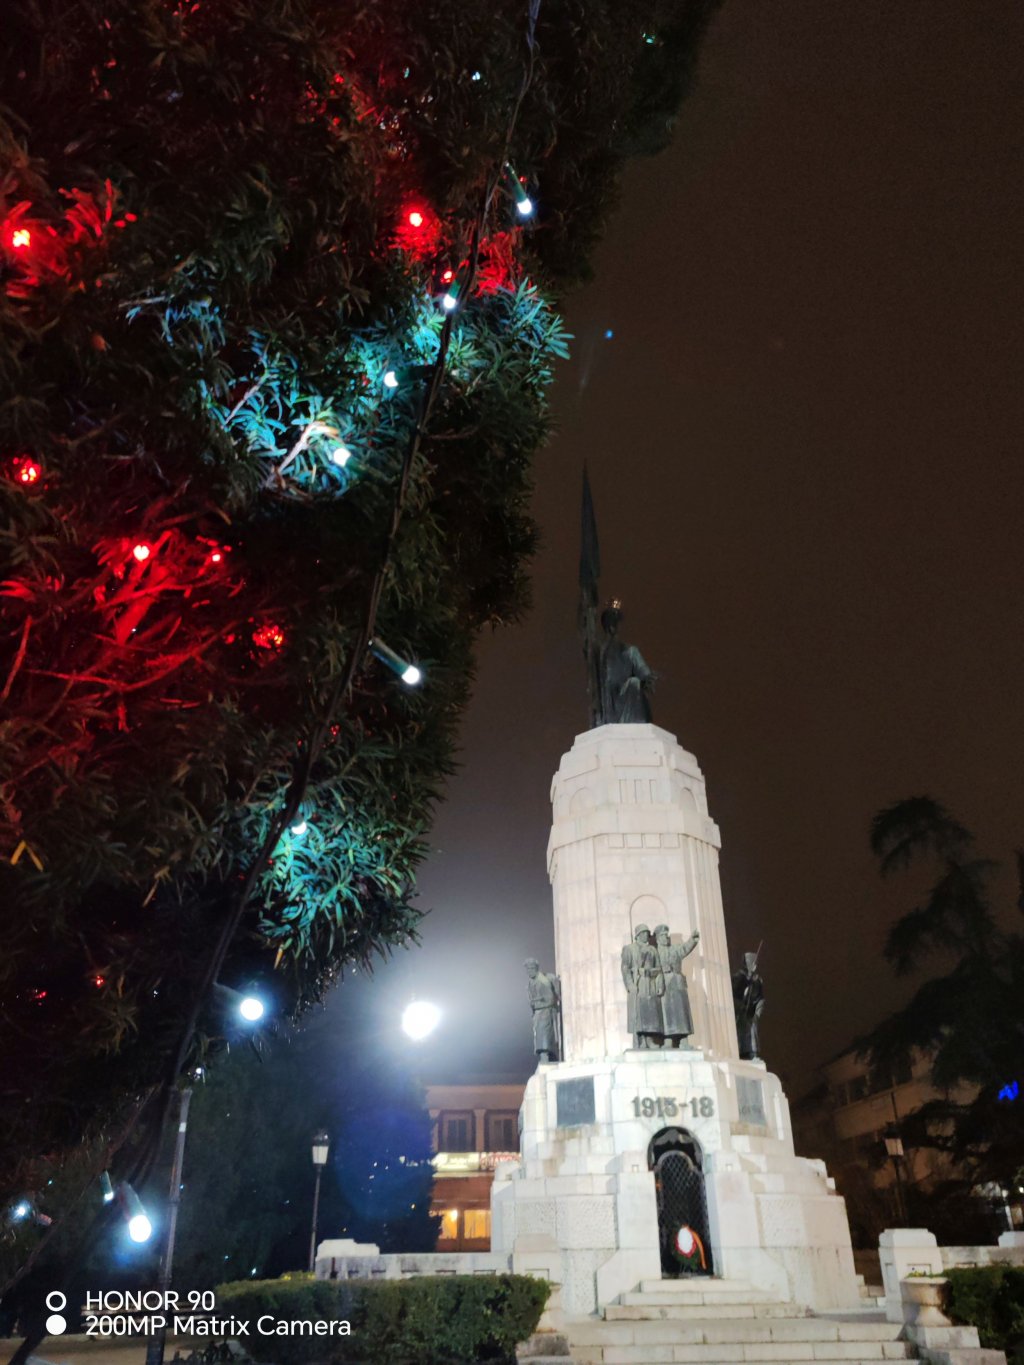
<box><xmin>654</xmin><ymin>924</ymin><xmax>700</xmax><ymax>1048</ymax></box>
<box><xmin>620</xmin><ymin>924</ymin><xmax>664</xmax><ymax>1049</ymax></box>
<box><xmin>579</xmin><ymin>469</ymin><xmax>656</xmax><ymax>727</ymax></box>
<box><xmin>597</xmin><ymin>602</ymin><xmax>654</xmax><ymax>724</ymax></box>
<box><xmin>732</xmin><ymin>949</ymin><xmax>765</xmax><ymax>1061</ymax></box>
<box><xmin>525</xmin><ymin>959</ymin><xmax>561</xmax><ymax>1064</ymax></box>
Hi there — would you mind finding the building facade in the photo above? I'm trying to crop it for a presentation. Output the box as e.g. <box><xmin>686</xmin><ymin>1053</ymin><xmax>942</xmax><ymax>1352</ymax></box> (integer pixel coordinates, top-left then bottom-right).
<box><xmin>791</xmin><ymin>1045</ymin><xmax>1019</xmax><ymax>1246</ymax></box>
<box><xmin>426</xmin><ymin>1082</ymin><xmax>525</xmax><ymax>1252</ymax></box>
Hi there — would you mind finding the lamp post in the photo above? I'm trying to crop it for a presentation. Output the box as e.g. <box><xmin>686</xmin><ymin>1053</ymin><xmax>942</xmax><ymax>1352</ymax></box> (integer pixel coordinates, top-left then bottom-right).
<box><xmin>884</xmin><ymin>1129</ymin><xmax>908</xmax><ymax>1225</ymax></box>
<box><xmin>146</xmin><ymin>989</ymin><xmax>265</xmax><ymax>1365</ymax></box>
<box><xmin>308</xmin><ymin>1130</ymin><xmax>330</xmax><ymax>1274</ymax></box>
<box><xmin>144</xmin><ymin>1087</ymin><xmax>192</xmax><ymax>1365</ymax></box>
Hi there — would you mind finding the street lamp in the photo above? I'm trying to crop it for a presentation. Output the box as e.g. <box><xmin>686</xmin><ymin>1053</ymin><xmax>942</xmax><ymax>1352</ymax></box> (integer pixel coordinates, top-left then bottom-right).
<box><xmin>118</xmin><ymin>1183</ymin><xmax>154</xmax><ymax>1244</ymax></box>
<box><xmin>212</xmin><ymin>982</ymin><xmax>267</xmax><ymax>1025</ymax></box>
<box><xmin>401</xmin><ymin>1000</ymin><xmax>441</xmax><ymax>1041</ymax></box>
<box><xmin>884</xmin><ymin>1129</ymin><xmax>908</xmax><ymax>1224</ymax></box>
<box><xmin>308</xmin><ymin>1130</ymin><xmax>330</xmax><ymax>1274</ymax></box>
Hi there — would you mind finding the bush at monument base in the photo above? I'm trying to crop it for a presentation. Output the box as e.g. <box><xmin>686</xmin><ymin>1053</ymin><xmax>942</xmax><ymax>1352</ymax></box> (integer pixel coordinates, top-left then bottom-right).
<box><xmin>945</xmin><ymin>1265</ymin><xmax>1024</xmax><ymax>1359</ymax></box>
<box><xmin>216</xmin><ymin>1274</ymin><xmax>550</xmax><ymax>1364</ymax></box>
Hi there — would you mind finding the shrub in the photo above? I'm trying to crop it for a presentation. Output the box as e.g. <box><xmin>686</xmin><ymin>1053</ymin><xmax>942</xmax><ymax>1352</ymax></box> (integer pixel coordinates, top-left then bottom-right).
<box><xmin>216</xmin><ymin>1273</ymin><xmax>550</xmax><ymax>1365</ymax></box>
<box><xmin>946</xmin><ymin>1265</ymin><xmax>1024</xmax><ymax>1360</ymax></box>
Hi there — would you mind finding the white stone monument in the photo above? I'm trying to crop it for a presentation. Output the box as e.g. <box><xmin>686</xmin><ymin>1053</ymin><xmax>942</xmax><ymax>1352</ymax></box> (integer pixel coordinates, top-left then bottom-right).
<box><xmin>491</xmin><ymin>722</ymin><xmax>860</xmax><ymax>1317</ymax></box>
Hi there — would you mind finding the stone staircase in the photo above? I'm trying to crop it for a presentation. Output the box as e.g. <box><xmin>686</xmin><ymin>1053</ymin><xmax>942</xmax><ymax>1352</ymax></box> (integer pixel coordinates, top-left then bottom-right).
<box><xmin>564</xmin><ymin>1279</ymin><xmax>920</xmax><ymax>1364</ymax></box>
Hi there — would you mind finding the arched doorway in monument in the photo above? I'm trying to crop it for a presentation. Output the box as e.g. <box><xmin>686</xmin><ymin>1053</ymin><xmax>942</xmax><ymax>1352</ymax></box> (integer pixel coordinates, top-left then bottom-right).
<box><xmin>648</xmin><ymin>1127</ymin><xmax>715</xmax><ymax>1277</ymax></box>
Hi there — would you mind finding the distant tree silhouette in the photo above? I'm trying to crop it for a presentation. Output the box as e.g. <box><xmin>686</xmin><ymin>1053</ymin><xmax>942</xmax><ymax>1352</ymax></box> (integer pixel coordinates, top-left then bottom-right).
<box><xmin>862</xmin><ymin>797</ymin><xmax>1024</xmax><ymax>1203</ymax></box>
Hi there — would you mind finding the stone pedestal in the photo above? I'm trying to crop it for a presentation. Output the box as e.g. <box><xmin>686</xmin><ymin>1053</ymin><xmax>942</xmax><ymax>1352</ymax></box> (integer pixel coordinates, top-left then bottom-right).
<box><xmin>492</xmin><ymin>1050</ymin><xmax>859</xmax><ymax>1317</ymax></box>
<box><xmin>491</xmin><ymin>724</ymin><xmax>859</xmax><ymax>1318</ymax></box>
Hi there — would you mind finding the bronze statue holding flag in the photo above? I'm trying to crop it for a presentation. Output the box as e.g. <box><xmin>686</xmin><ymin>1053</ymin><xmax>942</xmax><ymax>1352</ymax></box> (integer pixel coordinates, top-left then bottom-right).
<box><xmin>579</xmin><ymin>469</ymin><xmax>656</xmax><ymax>727</ymax></box>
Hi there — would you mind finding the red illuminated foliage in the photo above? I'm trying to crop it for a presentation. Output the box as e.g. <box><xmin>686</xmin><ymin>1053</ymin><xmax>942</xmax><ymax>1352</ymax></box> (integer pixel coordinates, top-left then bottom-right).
<box><xmin>252</xmin><ymin>622</ymin><xmax>286</xmax><ymax>651</ymax></box>
<box><xmin>2</xmin><ymin>182</ymin><xmax>120</xmax><ymax>296</ymax></box>
<box><xmin>475</xmin><ymin>233</ymin><xmax>519</xmax><ymax>295</ymax></box>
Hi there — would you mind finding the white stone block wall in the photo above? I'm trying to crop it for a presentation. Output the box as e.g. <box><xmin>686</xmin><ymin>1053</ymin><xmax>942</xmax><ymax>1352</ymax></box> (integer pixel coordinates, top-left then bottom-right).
<box><xmin>548</xmin><ymin>725</ymin><xmax>741</xmax><ymax>1064</ymax></box>
<box><xmin>879</xmin><ymin>1228</ymin><xmax>944</xmax><ymax>1323</ymax></box>
<box><xmin>493</xmin><ymin>1051</ymin><xmax>860</xmax><ymax>1314</ymax></box>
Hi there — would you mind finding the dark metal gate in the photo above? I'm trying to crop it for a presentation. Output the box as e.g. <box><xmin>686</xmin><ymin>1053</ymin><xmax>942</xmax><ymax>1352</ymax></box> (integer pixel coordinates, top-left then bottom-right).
<box><xmin>653</xmin><ymin>1146</ymin><xmax>714</xmax><ymax>1276</ymax></box>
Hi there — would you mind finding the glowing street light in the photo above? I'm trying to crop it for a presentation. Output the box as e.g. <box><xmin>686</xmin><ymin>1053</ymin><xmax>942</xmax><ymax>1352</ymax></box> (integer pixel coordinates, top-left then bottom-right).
<box><xmin>214</xmin><ymin>982</ymin><xmax>268</xmax><ymax>1025</ymax></box>
<box><xmin>401</xmin><ymin>1000</ymin><xmax>441</xmax><ymax>1041</ymax></box>
<box><xmin>117</xmin><ymin>1184</ymin><xmax>153</xmax><ymax>1243</ymax></box>
<box><xmin>129</xmin><ymin>1212</ymin><xmax>153</xmax><ymax>1243</ymax></box>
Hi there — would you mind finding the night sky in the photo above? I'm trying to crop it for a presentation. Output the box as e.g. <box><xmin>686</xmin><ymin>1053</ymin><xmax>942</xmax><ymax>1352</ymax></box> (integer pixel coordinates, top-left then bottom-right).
<box><xmin>330</xmin><ymin>1</ymin><xmax>1024</xmax><ymax>1097</ymax></box>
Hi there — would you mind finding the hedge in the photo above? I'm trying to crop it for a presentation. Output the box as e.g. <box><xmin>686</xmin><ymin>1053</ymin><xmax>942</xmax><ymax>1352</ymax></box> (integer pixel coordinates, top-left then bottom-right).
<box><xmin>215</xmin><ymin>1274</ymin><xmax>550</xmax><ymax>1365</ymax></box>
<box><xmin>946</xmin><ymin>1265</ymin><xmax>1024</xmax><ymax>1362</ymax></box>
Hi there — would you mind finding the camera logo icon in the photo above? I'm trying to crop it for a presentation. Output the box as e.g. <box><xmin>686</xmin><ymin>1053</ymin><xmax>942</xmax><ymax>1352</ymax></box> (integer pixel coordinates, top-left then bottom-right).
<box><xmin>45</xmin><ymin>1291</ymin><xmax>67</xmax><ymax>1335</ymax></box>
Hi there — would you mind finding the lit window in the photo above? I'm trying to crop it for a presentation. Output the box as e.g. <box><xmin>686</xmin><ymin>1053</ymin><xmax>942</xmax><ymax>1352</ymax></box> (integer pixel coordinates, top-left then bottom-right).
<box><xmin>437</xmin><ymin>1208</ymin><xmax>459</xmax><ymax>1241</ymax></box>
<box><xmin>463</xmin><ymin>1209</ymin><xmax>491</xmax><ymax>1241</ymax></box>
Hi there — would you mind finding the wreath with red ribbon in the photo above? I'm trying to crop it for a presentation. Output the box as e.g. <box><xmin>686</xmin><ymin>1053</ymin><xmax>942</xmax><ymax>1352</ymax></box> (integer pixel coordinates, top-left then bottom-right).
<box><xmin>673</xmin><ymin>1224</ymin><xmax>708</xmax><ymax>1271</ymax></box>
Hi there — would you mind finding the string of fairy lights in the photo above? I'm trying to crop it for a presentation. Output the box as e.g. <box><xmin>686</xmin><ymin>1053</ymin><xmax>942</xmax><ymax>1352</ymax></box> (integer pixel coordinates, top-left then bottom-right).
<box><xmin>1</xmin><ymin>160</ymin><xmax>539</xmax><ymax>830</ymax></box>
<box><xmin>1</xmin><ymin>6</ymin><xmax>548</xmax><ymax>1252</ymax></box>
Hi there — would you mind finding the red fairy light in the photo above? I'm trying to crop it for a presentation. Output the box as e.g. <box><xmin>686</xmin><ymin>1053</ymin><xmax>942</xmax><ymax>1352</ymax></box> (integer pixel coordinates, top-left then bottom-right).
<box><xmin>132</xmin><ymin>542</ymin><xmax>151</xmax><ymax>562</ymax></box>
<box><xmin>210</xmin><ymin>551</ymin><xmax>223</xmax><ymax>564</ymax></box>
<box><xmin>93</xmin><ymin>975</ymin><xmax>106</xmax><ymax>987</ymax></box>
<box><xmin>10</xmin><ymin>456</ymin><xmax>42</xmax><ymax>485</ymax></box>
<box><xmin>395</xmin><ymin>201</ymin><xmax>440</xmax><ymax>257</ymax></box>
<box><xmin>441</xmin><ymin>268</ymin><xmax>454</xmax><ymax>284</ymax></box>
<box><xmin>11</xmin><ymin>228</ymin><xmax>31</xmax><ymax>249</ymax></box>
<box><xmin>252</xmin><ymin>622</ymin><xmax>286</xmax><ymax>651</ymax></box>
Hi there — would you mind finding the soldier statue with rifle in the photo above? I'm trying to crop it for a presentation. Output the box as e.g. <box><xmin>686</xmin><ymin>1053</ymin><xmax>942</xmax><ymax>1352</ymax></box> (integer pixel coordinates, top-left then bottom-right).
<box><xmin>732</xmin><ymin>945</ymin><xmax>765</xmax><ymax>1061</ymax></box>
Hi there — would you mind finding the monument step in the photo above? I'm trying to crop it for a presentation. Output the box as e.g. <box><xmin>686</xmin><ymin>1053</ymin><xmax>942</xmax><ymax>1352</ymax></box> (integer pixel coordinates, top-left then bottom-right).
<box><xmin>615</xmin><ymin>1298</ymin><xmax>807</xmax><ymax>1318</ymax></box>
<box><xmin>633</xmin><ymin>1280</ymin><xmax>781</xmax><ymax>1300</ymax></box>
<box><xmin>598</xmin><ymin>1317</ymin><xmax>904</xmax><ymax>1343</ymax></box>
<box><xmin>567</xmin><ymin>1313</ymin><xmax>921</xmax><ymax>1362</ymax></box>
<box><xmin>573</xmin><ymin>1352</ymin><xmax>914</xmax><ymax>1364</ymax></box>
<box><xmin>569</xmin><ymin>1333</ymin><xmax>915</xmax><ymax>1363</ymax></box>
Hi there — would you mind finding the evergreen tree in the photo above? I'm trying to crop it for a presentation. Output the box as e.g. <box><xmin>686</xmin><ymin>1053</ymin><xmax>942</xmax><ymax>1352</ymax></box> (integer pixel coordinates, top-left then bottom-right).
<box><xmin>171</xmin><ymin>1031</ymin><xmax>438</xmax><ymax>1286</ymax></box>
<box><xmin>863</xmin><ymin>797</ymin><xmax>1024</xmax><ymax>1202</ymax></box>
<box><xmin>0</xmin><ymin>0</ymin><xmax>720</xmax><ymax>1295</ymax></box>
